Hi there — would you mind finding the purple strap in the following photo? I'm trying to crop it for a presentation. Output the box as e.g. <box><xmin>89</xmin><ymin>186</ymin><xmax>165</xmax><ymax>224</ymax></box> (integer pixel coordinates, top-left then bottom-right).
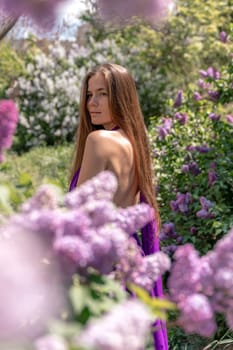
<box><xmin>69</xmin><ymin>170</ymin><xmax>168</xmax><ymax>349</ymax></box>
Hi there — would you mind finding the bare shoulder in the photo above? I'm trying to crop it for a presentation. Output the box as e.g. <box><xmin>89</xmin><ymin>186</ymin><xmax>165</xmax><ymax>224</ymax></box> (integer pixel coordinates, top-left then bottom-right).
<box><xmin>86</xmin><ymin>129</ymin><xmax>126</xmax><ymax>147</ymax></box>
<box><xmin>87</xmin><ymin>129</ymin><xmax>113</xmax><ymax>143</ymax></box>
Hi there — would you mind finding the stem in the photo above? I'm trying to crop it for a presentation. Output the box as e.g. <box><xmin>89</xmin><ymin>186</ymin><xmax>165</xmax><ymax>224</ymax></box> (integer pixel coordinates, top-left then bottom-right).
<box><xmin>0</xmin><ymin>14</ymin><xmax>19</xmax><ymax>41</ymax></box>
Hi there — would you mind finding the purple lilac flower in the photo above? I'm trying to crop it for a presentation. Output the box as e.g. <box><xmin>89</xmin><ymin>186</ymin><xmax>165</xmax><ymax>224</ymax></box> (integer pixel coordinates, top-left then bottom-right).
<box><xmin>200</xmin><ymin>196</ymin><xmax>213</xmax><ymax>210</ymax></box>
<box><xmin>116</xmin><ymin>238</ymin><xmax>143</xmax><ymax>283</ymax></box>
<box><xmin>97</xmin><ymin>0</ymin><xmax>173</xmax><ymax>24</ymax></box>
<box><xmin>206</xmin><ymin>67</ymin><xmax>220</xmax><ymax>80</ymax></box>
<box><xmin>167</xmin><ymin>244</ymin><xmax>202</xmax><ymax>303</ymax></box>
<box><xmin>0</xmin><ymin>0</ymin><xmax>69</xmax><ymax>27</ymax></box>
<box><xmin>0</xmin><ymin>99</ymin><xmax>19</xmax><ymax>162</ymax></box>
<box><xmin>173</xmin><ymin>90</ymin><xmax>183</xmax><ymax>108</ymax></box>
<box><xmin>198</xmin><ymin>79</ymin><xmax>210</xmax><ymax>90</ymax></box>
<box><xmin>114</xmin><ymin>203</ymin><xmax>155</xmax><ymax>234</ymax></box>
<box><xmin>226</xmin><ymin>115</ymin><xmax>233</xmax><ymax>124</ymax></box>
<box><xmin>174</xmin><ymin>112</ymin><xmax>188</xmax><ymax>125</ymax></box>
<box><xmin>78</xmin><ymin>300</ymin><xmax>152</xmax><ymax>350</ymax></box>
<box><xmin>54</xmin><ymin>224</ymin><xmax>128</xmax><ymax>275</ymax></box>
<box><xmin>0</xmin><ymin>228</ymin><xmax>65</xmax><ymax>340</ymax></box>
<box><xmin>195</xmin><ymin>144</ymin><xmax>211</xmax><ymax>153</ymax></box>
<box><xmin>208</xmin><ymin>170</ymin><xmax>217</xmax><ymax>187</ymax></box>
<box><xmin>167</xmin><ymin>228</ymin><xmax>233</xmax><ymax>336</ymax></box>
<box><xmin>162</xmin><ymin>244</ymin><xmax>177</xmax><ymax>256</ymax></box>
<box><xmin>178</xmin><ymin>294</ymin><xmax>216</xmax><ymax>337</ymax></box>
<box><xmin>196</xmin><ymin>196</ymin><xmax>214</xmax><ymax>219</ymax></box>
<box><xmin>189</xmin><ymin>161</ymin><xmax>201</xmax><ymax>175</ymax></box>
<box><xmin>181</xmin><ymin>164</ymin><xmax>189</xmax><ymax>173</ymax></box>
<box><xmin>65</xmin><ymin>171</ymin><xmax>118</xmax><ymax>208</ymax></box>
<box><xmin>21</xmin><ymin>184</ymin><xmax>58</xmax><ymax>212</ymax></box>
<box><xmin>220</xmin><ymin>31</ymin><xmax>228</xmax><ymax>43</ymax></box>
<box><xmin>190</xmin><ymin>226</ymin><xmax>198</xmax><ymax>235</ymax></box>
<box><xmin>199</xmin><ymin>70</ymin><xmax>208</xmax><ymax>78</ymax></box>
<box><xmin>209</xmin><ymin>112</ymin><xmax>220</xmax><ymax>121</ymax></box>
<box><xmin>157</xmin><ymin>118</ymin><xmax>173</xmax><ymax>140</ymax></box>
<box><xmin>130</xmin><ymin>252</ymin><xmax>171</xmax><ymax>291</ymax></box>
<box><xmin>35</xmin><ymin>334</ymin><xmax>68</xmax><ymax>350</ymax></box>
<box><xmin>193</xmin><ymin>92</ymin><xmax>202</xmax><ymax>101</ymax></box>
<box><xmin>163</xmin><ymin>222</ymin><xmax>176</xmax><ymax>237</ymax></box>
<box><xmin>170</xmin><ymin>192</ymin><xmax>192</xmax><ymax>214</ymax></box>
<box><xmin>199</xmin><ymin>67</ymin><xmax>220</xmax><ymax>80</ymax></box>
<box><xmin>208</xmin><ymin>90</ymin><xmax>220</xmax><ymax>102</ymax></box>
<box><xmin>187</xmin><ymin>161</ymin><xmax>201</xmax><ymax>176</ymax></box>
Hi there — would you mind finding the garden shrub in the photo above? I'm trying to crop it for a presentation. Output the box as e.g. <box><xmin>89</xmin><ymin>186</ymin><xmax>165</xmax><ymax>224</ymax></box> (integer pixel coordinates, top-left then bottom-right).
<box><xmin>149</xmin><ymin>42</ymin><xmax>233</xmax><ymax>257</ymax></box>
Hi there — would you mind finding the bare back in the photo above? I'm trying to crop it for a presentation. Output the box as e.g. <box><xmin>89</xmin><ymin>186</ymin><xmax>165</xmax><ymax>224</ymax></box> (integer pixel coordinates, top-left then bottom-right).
<box><xmin>77</xmin><ymin>129</ymin><xmax>139</xmax><ymax>207</ymax></box>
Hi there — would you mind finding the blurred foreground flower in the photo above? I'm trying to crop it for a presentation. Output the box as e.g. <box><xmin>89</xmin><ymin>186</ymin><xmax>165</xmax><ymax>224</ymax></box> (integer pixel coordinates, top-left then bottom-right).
<box><xmin>0</xmin><ymin>228</ymin><xmax>65</xmax><ymax>341</ymax></box>
<box><xmin>0</xmin><ymin>0</ymin><xmax>69</xmax><ymax>27</ymax></box>
<box><xmin>97</xmin><ymin>0</ymin><xmax>173</xmax><ymax>25</ymax></box>
<box><xmin>0</xmin><ymin>99</ymin><xmax>18</xmax><ymax>162</ymax></box>
<box><xmin>77</xmin><ymin>300</ymin><xmax>152</xmax><ymax>350</ymax></box>
<box><xmin>168</xmin><ymin>227</ymin><xmax>233</xmax><ymax>337</ymax></box>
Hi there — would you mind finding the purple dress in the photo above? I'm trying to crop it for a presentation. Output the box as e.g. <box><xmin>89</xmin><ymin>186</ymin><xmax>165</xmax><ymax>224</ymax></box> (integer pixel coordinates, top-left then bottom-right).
<box><xmin>69</xmin><ymin>170</ymin><xmax>168</xmax><ymax>350</ymax></box>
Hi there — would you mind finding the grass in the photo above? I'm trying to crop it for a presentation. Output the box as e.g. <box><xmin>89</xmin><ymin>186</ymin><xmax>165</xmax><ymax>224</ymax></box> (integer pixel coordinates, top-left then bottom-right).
<box><xmin>0</xmin><ymin>143</ymin><xmax>73</xmax><ymax>193</ymax></box>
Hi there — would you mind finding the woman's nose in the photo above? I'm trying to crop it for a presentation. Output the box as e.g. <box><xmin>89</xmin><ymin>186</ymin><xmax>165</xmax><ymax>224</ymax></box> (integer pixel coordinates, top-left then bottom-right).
<box><xmin>88</xmin><ymin>95</ymin><xmax>98</xmax><ymax>106</ymax></box>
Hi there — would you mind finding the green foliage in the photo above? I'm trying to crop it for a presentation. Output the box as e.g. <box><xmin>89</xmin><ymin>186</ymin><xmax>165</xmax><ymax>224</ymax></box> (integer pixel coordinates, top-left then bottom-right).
<box><xmin>81</xmin><ymin>0</ymin><xmax>233</xmax><ymax>122</ymax></box>
<box><xmin>150</xmin><ymin>90</ymin><xmax>233</xmax><ymax>255</ymax></box>
<box><xmin>70</xmin><ymin>272</ymin><xmax>126</xmax><ymax>325</ymax></box>
<box><xmin>0</xmin><ymin>144</ymin><xmax>72</xmax><ymax>209</ymax></box>
<box><xmin>0</xmin><ymin>41</ymin><xmax>25</xmax><ymax>98</ymax></box>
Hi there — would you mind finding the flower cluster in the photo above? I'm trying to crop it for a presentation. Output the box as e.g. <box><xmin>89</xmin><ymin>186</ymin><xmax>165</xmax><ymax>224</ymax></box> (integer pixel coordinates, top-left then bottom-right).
<box><xmin>96</xmin><ymin>0</ymin><xmax>173</xmax><ymax>24</ymax></box>
<box><xmin>77</xmin><ymin>300</ymin><xmax>153</xmax><ymax>350</ymax></box>
<box><xmin>157</xmin><ymin>117</ymin><xmax>173</xmax><ymax>140</ymax></box>
<box><xmin>0</xmin><ymin>0</ymin><xmax>68</xmax><ymax>27</ymax></box>
<box><xmin>8</xmin><ymin>171</ymin><xmax>167</xmax><ymax>285</ymax></box>
<box><xmin>0</xmin><ymin>226</ymin><xmax>65</xmax><ymax>340</ymax></box>
<box><xmin>170</xmin><ymin>192</ymin><xmax>192</xmax><ymax>214</ymax></box>
<box><xmin>0</xmin><ymin>99</ymin><xmax>18</xmax><ymax>162</ymax></box>
<box><xmin>8</xmin><ymin>39</ymin><xmax>127</xmax><ymax>151</ymax></box>
<box><xmin>168</xmin><ymin>227</ymin><xmax>233</xmax><ymax>337</ymax></box>
<box><xmin>196</xmin><ymin>196</ymin><xmax>214</xmax><ymax>219</ymax></box>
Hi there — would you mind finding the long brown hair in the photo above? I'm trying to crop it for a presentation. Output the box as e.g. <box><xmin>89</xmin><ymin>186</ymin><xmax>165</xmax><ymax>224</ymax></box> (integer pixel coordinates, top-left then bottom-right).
<box><xmin>70</xmin><ymin>63</ymin><xmax>160</xmax><ymax>231</ymax></box>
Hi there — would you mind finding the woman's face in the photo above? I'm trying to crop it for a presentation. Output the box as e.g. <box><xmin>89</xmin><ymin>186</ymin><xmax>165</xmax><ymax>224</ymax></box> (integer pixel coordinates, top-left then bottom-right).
<box><xmin>86</xmin><ymin>72</ymin><xmax>115</xmax><ymax>130</ymax></box>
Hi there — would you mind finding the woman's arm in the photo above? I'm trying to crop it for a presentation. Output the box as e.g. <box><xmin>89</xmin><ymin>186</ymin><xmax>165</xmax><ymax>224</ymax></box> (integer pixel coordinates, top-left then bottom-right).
<box><xmin>77</xmin><ymin>131</ymin><xmax>108</xmax><ymax>186</ymax></box>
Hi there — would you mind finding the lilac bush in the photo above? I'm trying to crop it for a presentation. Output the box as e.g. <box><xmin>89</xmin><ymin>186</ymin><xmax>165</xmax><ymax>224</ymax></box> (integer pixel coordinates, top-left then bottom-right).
<box><xmin>0</xmin><ymin>99</ymin><xmax>18</xmax><ymax>162</ymax></box>
<box><xmin>7</xmin><ymin>39</ymin><xmax>127</xmax><ymax>151</ymax></box>
<box><xmin>150</xmin><ymin>42</ymin><xmax>233</xmax><ymax>256</ymax></box>
<box><xmin>168</xmin><ymin>227</ymin><xmax>233</xmax><ymax>337</ymax></box>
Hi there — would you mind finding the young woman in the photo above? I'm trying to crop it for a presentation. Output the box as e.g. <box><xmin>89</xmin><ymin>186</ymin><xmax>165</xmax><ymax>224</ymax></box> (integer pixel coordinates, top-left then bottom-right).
<box><xmin>69</xmin><ymin>63</ymin><xmax>168</xmax><ymax>350</ymax></box>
